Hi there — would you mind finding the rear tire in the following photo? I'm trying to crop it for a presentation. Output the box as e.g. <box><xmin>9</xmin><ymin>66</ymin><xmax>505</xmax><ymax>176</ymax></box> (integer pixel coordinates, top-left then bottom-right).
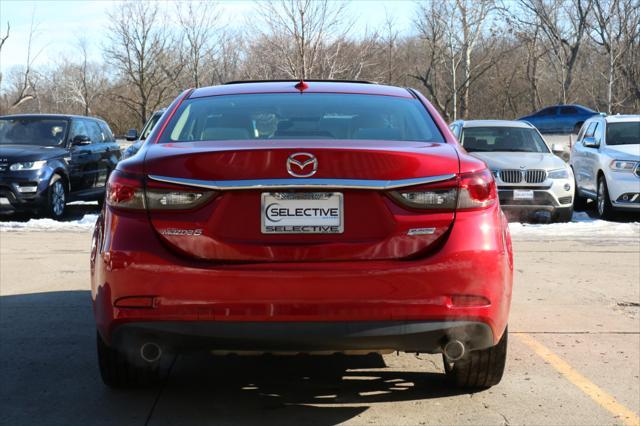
<box><xmin>96</xmin><ymin>332</ymin><xmax>162</xmax><ymax>388</ymax></box>
<box><xmin>443</xmin><ymin>327</ymin><xmax>508</xmax><ymax>389</ymax></box>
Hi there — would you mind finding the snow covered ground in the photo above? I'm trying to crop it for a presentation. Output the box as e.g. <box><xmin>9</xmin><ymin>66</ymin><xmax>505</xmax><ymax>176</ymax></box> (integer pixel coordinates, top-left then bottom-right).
<box><xmin>1</xmin><ymin>210</ymin><xmax>638</xmax><ymax>243</ymax></box>
<box><xmin>509</xmin><ymin>211</ymin><xmax>639</xmax><ymax>242</ymax></box>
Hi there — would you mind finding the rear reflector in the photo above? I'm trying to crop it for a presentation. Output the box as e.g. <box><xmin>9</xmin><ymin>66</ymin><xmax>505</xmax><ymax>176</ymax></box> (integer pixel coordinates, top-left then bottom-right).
<box><xmin>450</xmin><ymin>295</ymin><xmax>491</xmax><ymax>307</ymax></box>
<box><xmin>114</xmin><ymin>296</ymin><xmax>156</xmax><ymax>308</ymax></box>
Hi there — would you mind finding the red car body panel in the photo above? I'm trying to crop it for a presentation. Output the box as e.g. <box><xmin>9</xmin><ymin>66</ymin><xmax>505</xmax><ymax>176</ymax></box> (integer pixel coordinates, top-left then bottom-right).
<box><xmin>91</xmin><ymin>81</ymin><xmax>512</xmax><ymax>354</ymax></box>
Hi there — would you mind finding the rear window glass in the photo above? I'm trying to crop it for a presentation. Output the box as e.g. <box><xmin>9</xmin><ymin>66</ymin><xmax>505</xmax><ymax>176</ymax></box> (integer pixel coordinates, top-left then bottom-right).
<box><xmin>159</xmin><ymin>93</ymin><xmax>444</xmax><ymax>143</ymax></box>
<box><xmin>606</xmin><ymin>122</ymin><xmax>640</xmax><ymax>146</ymax></box>
<box><xmin>461</xmin><ymin>126</ymin><xmax>550</xmax><ymax>153</ymax></box>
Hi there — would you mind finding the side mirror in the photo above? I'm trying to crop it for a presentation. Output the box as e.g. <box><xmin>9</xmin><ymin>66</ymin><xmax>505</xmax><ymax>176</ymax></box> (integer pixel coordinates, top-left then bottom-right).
<box><xmin>125</xmin><ymin>128</ymin><xmax>139</xmax><ymax>141</ymax></box>
<box><xmin>71</xmin><ymin>135</ymin><xmax>91</xmax><ymax>146</ymax></box>
<box><xmin>551</xmin><ymin>143</ymin><xmax>565</xmax><ymax>154</ymax></box>
<box><xmin>583</xmin><ymin>136</ymin><xmax>599</xmax><ymax>148</ymax></box>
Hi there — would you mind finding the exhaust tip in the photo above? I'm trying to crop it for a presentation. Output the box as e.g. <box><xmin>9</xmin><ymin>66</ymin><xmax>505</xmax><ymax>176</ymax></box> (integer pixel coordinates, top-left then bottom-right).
<box><xmin>140</xmin><ymin>342</ymin><xmax>162</xmax><ymax>363</ymax></box>
<box><xmin>443</xmin><ymin>340</ymin><xmax>466</xmax><ymax>361</ymax></box>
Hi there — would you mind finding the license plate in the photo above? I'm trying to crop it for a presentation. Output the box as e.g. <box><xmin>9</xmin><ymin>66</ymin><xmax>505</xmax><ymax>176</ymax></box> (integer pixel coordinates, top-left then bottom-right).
<box><xmin>0</xmin><ymin>197</ymin><xmax>10</xmax><ymax>206</ymax></box>
<box><xmin>261</xmin><ymin>192</ymin><xmax>343</xmax><ymax>234</ymax></box>
<box><xmin>513</xmin><ymin>190</ymin><xmax>534</xmax><ymax>200</ymax></box>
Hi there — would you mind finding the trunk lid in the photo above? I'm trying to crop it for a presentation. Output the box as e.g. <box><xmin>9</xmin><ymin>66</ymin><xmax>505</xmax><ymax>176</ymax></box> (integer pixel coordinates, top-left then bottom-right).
<box><xmin>144</xmin><ymin>140</ymin><xmax>459</xmax><ymax>262</ymax></box>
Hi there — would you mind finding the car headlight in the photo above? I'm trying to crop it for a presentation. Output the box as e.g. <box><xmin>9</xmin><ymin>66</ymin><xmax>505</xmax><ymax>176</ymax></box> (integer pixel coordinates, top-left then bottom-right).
<box><xmin>9</xmin><ymin>160</ymin><xmax>47</xmax><ymax>171</ymax></box>
<box><xmin>548</xmin><ymin>168</ymin><xmax>570</xmax><ymax>179</ymax></box>
<box><xmin>610</xmin><ymin>160</ymin><xmax>638</xmax><ymax>172</ymax></box>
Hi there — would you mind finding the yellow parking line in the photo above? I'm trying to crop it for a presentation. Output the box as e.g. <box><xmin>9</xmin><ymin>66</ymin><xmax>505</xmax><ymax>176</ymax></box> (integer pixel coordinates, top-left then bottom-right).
<box><xmin>517</xmin><ymin>333</ymin><xmax>640</xmax><ymax>426</ymax></box>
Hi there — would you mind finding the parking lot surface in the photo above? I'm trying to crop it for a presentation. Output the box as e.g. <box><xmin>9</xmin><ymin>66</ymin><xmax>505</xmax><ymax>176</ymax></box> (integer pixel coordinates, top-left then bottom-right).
<box><xmin>1</xmin><ymin>218</ymin><xmax>639</xmax><ymax>425</ymax></box>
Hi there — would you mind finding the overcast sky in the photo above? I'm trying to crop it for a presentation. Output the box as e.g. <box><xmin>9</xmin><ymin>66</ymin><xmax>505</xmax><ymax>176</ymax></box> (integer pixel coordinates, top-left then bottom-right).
<box><xmin>0</xmin><ymin>0</ymin><xmax>418</xmax><ymax>78</ymax></box>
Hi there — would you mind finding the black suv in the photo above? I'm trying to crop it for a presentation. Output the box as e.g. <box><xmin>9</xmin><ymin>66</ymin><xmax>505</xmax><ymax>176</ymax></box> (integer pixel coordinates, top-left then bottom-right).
<box><xmin>0</xmin><ymin>114</ymin><xmax>121</xmax><ymax>219</ymax></box>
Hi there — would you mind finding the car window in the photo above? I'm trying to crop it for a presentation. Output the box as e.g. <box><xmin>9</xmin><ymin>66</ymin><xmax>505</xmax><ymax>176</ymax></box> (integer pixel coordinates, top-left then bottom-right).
<box><xmin>460</xmin><ymin>126</ymin><xmax>550</xmax><ymax>153</ymax></box>
<box><xmin>98</xmin><ymin>121</ymin><xmax>115</xmax><ymax>142</ymax></box>
<box><xmin>576</xmin><ymin>122</ymin><xmax>588</xmax><ymax>141</ymax></box>
<box><xmin>560</xmin><ymin>106</ymin><xmax>578</xmax><ymax>115</ymax></box>
<box><xmin>584</xmin><ymin>122</ymin><xmax>598</xmax><ymax>138</ymax></box>
<box><xmin>69</xmin><ymin>119</ymin><xmax>90</xmax><ymax>141</ymax></box>
<box><xmin>140</xmin><ymin>112</ymin><xmax>163</xmax><ymax>140</ymax></box>
<box><xmin>161</xmin><ymin>93</ymin><xmax>445</xmax><ymax>143</ymax></box>
<box><xmin>593</xmin><ymin>123</ymin><xmax>604</xmax><ymax>144</ymax></box>
<box><xmin>84</xmin><ymin>119</ymin><xmax>104</xmax><ymax>143</ymax></box>
<box><xmin>0</xmin><ymin>117</ymin><xmax>68</xmax><ymax>146</ymax></box>
<box><xmin>605</xmin><ymin>122</ymin><xmax>640</xmax><ymax>146</ymax></box>
<box><xmin>537</xmin><ymin>107</ymin><xmax>556</xmax><ymax>117</ymax></box>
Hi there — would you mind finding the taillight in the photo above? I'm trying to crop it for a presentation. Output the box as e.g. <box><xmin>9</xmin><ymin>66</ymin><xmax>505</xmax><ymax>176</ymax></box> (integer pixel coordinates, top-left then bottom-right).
<box><xmin>390</xmin><ymin>188</ymin><xmax>457</xmax><ymax>210</ymax></box>
<box><xmin>457</xmin><ymin>169</ymin><xmax>497</xmax><ymax>210</ymax></box>
<box><xmin>106</xmin><ymin>171</ymin><xmax>215</xmax><ymax>211</ymax></box>
<box><xmin>389</xmin><ymin>169</ymin><xmax>496</xmax><ymax>211</ymax></box>
<box><xmin>106</xmin><ymin>171</ymin><xmax>145</xmax><ymax>209</ymax></box>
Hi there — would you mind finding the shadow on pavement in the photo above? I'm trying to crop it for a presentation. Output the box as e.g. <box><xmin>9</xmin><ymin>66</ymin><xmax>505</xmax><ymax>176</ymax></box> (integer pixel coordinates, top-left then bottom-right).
<box><xmin>0</xmin><ymin>291</ymin><xmax>466</xmax><ymax>426</ymax></box>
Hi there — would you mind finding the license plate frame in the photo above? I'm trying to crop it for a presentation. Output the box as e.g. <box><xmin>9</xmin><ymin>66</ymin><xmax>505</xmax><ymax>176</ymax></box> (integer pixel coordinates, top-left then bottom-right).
<box><xmin>513</xmin><ymin>189</ymin><xmax>534</xmax><ymax>200</ymax></box>
<box><xmin>261</xmin><ymin>192</ymin><xmax>344</xmax><ymax>234</ymax></box>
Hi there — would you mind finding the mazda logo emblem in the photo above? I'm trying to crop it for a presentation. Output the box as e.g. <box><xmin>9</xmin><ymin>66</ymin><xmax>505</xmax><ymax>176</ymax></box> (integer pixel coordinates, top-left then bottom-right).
<box><xmin>287</xmin><ymin>152</ymin><xmax>317</xmax><ymax>178</ymax></box>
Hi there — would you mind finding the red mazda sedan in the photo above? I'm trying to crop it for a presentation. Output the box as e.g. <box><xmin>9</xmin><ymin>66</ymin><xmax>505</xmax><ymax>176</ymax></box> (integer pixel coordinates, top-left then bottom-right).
<box><xmin>91</xmin><ymin>80</ymin><xmax>513</xmax><ymax>389</ymax></box>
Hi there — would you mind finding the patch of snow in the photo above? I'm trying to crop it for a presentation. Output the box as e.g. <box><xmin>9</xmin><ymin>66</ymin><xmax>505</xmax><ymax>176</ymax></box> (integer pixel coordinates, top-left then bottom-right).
<box><xmin>0</xmin><ymin>214</ymin><xmax>98</xmax><ymax>232</ymax></box>
<box><xmin>509</xmin><ymin>211</ymin><xmax>640</xmax><ymax>242</ymax></box>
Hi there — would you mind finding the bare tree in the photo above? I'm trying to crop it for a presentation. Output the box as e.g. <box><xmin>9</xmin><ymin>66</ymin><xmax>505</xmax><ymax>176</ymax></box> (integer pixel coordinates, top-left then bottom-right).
<box><xmin>176</xmin><ymin>1</ymin><xmax>223</xmax><ymax>87</ymax></box>
<box><xmin>589</xmin><ymin>0</ymin><xmax>640</xmax><ymax>113</ymax></box>
<box><xmin>104</xmin><ymin>1</ymin><xmax>176</xmax><ymax>127</ymax></box>
<box><xmin>515</xmin><ymin>0</ymin><xmax>593</xmax><ymax>103</ymax></box>
<box><xmin>9</xmin><ymin>12</ymin><xmax>44</xmax><ymax>110</ymax></box>
<box><xmin>0</xmin><ymin>22</ymin><xmax>9</xmax><ymax>87</ymax></box>
<box><xmin>255</xmin><ymin>0</ymin><xmax>349</xmax><ymax>79</ymax></box>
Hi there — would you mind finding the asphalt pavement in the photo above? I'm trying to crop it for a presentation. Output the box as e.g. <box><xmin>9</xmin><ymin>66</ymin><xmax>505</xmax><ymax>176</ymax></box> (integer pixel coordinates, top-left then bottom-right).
<box><xmin>0</xmin><ymin>221</ymin><xmax>638</xmax><ymax>425</ymax></box>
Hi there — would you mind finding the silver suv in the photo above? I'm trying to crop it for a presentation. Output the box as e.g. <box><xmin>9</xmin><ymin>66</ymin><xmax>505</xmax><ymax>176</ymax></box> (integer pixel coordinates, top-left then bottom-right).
<box><xmin>570</xmin><ymin>115</ymin><xmax>640</xmax><ymax>219</ymax></box>
<box><xmin>450</xmin><ymin>120</ymin><xmax>574</xmax><ymax>222</ymax></box>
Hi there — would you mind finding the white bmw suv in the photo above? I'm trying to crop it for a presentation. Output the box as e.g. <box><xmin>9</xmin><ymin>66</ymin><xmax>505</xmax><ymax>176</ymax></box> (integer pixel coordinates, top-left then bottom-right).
<box><xmin>450</xmin><ymin>120</ymin><xmax>574</xmax><ymax>222</ymax></box>
<box><xmin>571</xmin><ymin>115</ymin><xmax>640</xmax><ymax>219</ymax></box>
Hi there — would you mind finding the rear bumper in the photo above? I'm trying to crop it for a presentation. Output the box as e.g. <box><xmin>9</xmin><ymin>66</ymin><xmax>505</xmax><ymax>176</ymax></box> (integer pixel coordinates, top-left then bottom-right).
<box><xmin>112</xmin><ymin>320</ymin><xmax>494</xmax><ymax>354</ymax></box>
<box><xmin>91</xmin><ymin>204</ymin><xmax>513</xmax><ymax>353</ymax></box>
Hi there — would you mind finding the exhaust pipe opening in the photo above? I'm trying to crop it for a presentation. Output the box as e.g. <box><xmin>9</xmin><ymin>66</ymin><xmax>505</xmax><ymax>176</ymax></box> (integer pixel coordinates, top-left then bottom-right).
<box><xmin>443</xmin><ymin>339</ymin><xmax>466</xmax><ymax>362</ymax></box>
<box><xmin>140</xmin><ymin>342</ymin><xmax>162</xmax><ymax>363</ymax></box>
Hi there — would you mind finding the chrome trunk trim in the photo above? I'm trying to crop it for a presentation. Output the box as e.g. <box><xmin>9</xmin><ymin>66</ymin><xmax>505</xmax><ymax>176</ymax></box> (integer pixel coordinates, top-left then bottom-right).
<box><xmin>147</xmin><ymin>174</ymin><xmax>457</xmax><ymax>191</ymax></box>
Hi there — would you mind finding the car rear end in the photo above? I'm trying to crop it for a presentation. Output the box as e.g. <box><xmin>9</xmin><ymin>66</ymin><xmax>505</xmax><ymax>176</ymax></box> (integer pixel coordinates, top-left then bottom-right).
<box><xmin>91</xmin><ymin>82</ymin><xmax>512</xmax><ymax>388</ymax></box>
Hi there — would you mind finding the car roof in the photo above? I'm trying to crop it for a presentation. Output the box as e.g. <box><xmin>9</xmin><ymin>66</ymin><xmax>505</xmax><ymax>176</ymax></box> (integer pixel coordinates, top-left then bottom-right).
<box><xmin>189</xmin><ymin>80</ymin><xmax>413</xmax><ymax>99</ymax></box>
<box><xmin>0</xmin><ymin>113</ymin><xmax>105</xmax><ymax>122</ymax></box>
<box><xmin>459</xmin><ymin>120</ymin><xmax>534</xmax><ymax>129</ymax></box>
<box><xmin>603</xmin><ymin>114</ymin><xmax>640</xmax><ymax>123</ymax></box>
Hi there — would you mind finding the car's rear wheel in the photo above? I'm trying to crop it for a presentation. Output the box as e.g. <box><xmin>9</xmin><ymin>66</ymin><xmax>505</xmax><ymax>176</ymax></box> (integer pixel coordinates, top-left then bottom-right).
<box><xmin>96</xmin><ymin>332</ymin><xmax>162</xmax><ymax>388</ymax></box>
<box><xmin>45</xmin><ymin>175</ymin><xmax>67</xmax><ymax>220</ymax></box>
<box><xmin>443</xmin><ymin>327</ymin><xmax>508</xmax><ymax>389</ymax></box>
<box><xmin>597</xmin><ymin>176</ymin><xmax>616</xmax><ymax>220</ymax></box>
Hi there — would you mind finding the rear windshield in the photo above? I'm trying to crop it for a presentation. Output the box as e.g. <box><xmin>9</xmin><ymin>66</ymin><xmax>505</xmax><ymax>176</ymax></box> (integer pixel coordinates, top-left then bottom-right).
<box><xmin>0</xmin><ymin>117</ymin><xmax>69</xmax><ymax>146</ymax></box>
<box><xmin>461</xmin><ymin>126</ymin><xmax>549</xmax><ymax>153</ymax></box>
<box><xmin>606</xmin><ymin>122</ymin><xmax>639</xmax><ymax>146</ymax></box>
<box><xmin>159</xmin><ymin>93</ymin><xmax>444</xmax><ymax>143</ymax></box>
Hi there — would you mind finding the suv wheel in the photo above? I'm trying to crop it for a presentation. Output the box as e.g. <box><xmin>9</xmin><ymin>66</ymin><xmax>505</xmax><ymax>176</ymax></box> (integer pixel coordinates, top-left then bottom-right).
<box><xmin>96</xmin><ymin>332</ymin><xmax>162</xmax><ymax>388</ymax></box>
<box><xmin>596</xmin><ymin>176</ymin><xmax>615</xmax><ymax>220</ymax></box>
<box><xmin>443</xmin><ymin>327</ymin><xmax>508</xmax><ymax>389</ymax></box>
<box><xmin>46</xmin><ymin>175</ymin><xmax>67</xmax><ymax>220</ymax></box>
